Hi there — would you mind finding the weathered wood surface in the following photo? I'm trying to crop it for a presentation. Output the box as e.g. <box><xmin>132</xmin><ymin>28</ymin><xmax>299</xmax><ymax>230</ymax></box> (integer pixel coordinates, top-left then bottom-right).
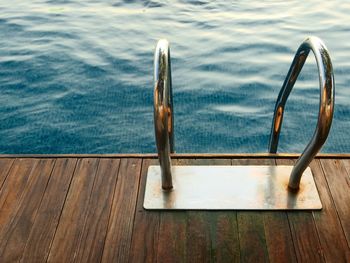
<box><xmin>0</xmin><ymin>156</ymin><xmax>349</xmax><ymax>263</ymax></box>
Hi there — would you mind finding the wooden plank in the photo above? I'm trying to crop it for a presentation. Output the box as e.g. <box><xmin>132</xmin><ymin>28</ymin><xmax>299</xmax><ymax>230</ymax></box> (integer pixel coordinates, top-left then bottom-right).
<box><xmin>181</xmin><ymin>159</ymin><xmax>216</xmax><ymax>263</ymax></box>
<box><xmin>47</xmin><ymin>158</ymin><xmax>100</xmax><ymax>262</ymax></box>
<box><xmin>21</xmin><ymin>158</ymin><xmax>77</xmax><ymax>263</ymax></box>
<box><xmin>233</xmin><ymin>158</ymin><xmax>269</xmax><ymax>263</ymax></box>
<box><xmin>186</xmin><ymin>158</ymin><xmax>238</xmax><ymax>263</ymax></box>
<box><xmin>276</xmin><ymin>158</ymin><xmax>324</xmax><ymax>262</ymax></box>
<box><xmin>310</xmin><ymin>159</ymin><xmax>350</xmax><ymax>261</ymax></box>
<box><xmin>263</xmin><ymin>211</ymin><xmax>297</xmax><ymax>263</ymax></box>
<box><xmin>320</xmin><ymin>159</ymin><xmax>350</xmax><ymax>247</ymax></box>
<box><xmin>215</xmin><ymin>211</ymin><xmax>240</xmax><ymax>263</ymax></box>
<box><xmin>232</xmin><ymin>158</ymin><xmax>297</xmax><ymax>263</ymax></box>
<box><xmin>156</xmin><ymin>158</ymin><xmax>239</xmax><ymax>263</ymax></box>
<box><xmin>0</xmin><ymin>159</ymin><xmax>55</xmax><ymax>262</ymax></box>
<box><xmin>0</xmin><ymin>155</ymin><xmax>347</xmax><ymax>262</ymax></box>
<box><xmin>156</xmin><ymin>158</ymin><xmax>188</xmax><ymax>263</ymax></box>
<box><xmin>129</xmin><ymin>158</ymin><xmax>160</xmax><ymax>263</ymax></box>
<box><xmin>261</xmin><ymin>158</ymin><xmax>297</xmax><ymax>263</ymax></box>
<box><xmin>340</xmin><ymin>158</ymin><xmax>350</xmax><ymax>176</ymax></box>
<box><xmin>156</xmin><ymin>208</ymin><xmax>187</xmax><ymax>263</ymax></box>
<box><xmin>341</xmin><ymin>159</ymin><xmax>350</xmax><ymax>180</ymax></box>
<box><xmin>237</xmin><ymin>211</ymin><xmax>269</xmax><ymax>263</ymax></box>
<box><xmin>74</xmin><ymin>158</ymin><xmax>121</xmax><ymax>263</ymax></box>
<box><xmin>0</xmin><ymin>158</ymin><xmax>14</xmax><ymax>192</ymax></box>
<box><xmin>186</xmin><ymin>211</ymin><xmax>211</xmax><ymax>263</ymax></box>
<box><xmin>101</xmin><ymin>158</ymin><xmax>142</xmax><ymax>263</ymax></box>
<box><xmin>0</xmin><ymin>158</ymin><xmax>39</xmax><ymax>235</ymax></box>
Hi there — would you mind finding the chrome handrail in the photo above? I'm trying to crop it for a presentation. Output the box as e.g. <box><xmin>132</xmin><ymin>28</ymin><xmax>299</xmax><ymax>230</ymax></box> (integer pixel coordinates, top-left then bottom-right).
<box><xmin>154</xmin><ymin>39</ymin><xmax>174</xmax><ymax>190</ymax></box>
<box><xmin>268</xmin><ymin>36</ymin><xmax>335</xmax><ymax>190</ymax></box>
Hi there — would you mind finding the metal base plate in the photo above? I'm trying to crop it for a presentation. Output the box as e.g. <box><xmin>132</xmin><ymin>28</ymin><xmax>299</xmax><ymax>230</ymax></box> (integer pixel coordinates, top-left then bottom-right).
<box><xmin>144</xmin><ymin>165</ymin><xmax>322</xmax><ymax>210</ymax></box>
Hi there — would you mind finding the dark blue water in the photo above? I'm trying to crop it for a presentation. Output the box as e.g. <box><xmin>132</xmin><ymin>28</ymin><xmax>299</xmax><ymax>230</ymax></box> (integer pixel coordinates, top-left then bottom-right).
<box><xmin>1</xmin><ymin>1</ymin><xmax>350</xmax><ymax>154</ymax></box>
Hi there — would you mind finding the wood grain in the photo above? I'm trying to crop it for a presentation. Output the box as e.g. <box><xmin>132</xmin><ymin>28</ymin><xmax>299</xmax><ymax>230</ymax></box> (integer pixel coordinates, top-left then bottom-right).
<box><xmin>341</xmin><ymin>158</ymin><xmax>350</xmax><ymax>180</ymax></box>
<box><xmin>47</xmin><ymin>158</ymin><xmax>100</xmax><ymax>262</ymax></box>
<box><xmin>260</xmin><ymin>158</ymin><xmax>297</xmax><ymax>263</ymax></box>
<box><xmin>186</xmin><ymin>158</ymin><xmax>238</xmax><ymax>263</ymax></box>
<box><xmin>0</xmin><ymin>158</ymin><xmax>14</xmax><ymax>192</ymax></box>
<box><xmin>129</xmin><ymin>158</ymin><xmax>160</xmax><ymax>263</ymax></box>
<box><xmin>157</xmin><ymin>211</ymin><xmax>187</xmax><ymax>263</ymax></box>
<box><xmin>310</xmin><ymin>159</ymin><xmax>350</xmax><ymax>261</ymax></box>
<box><xmin>321</xmin><ymin>159</ymin><xmax>350</xmax><ymax>247</ymax></box>
<box><xmin>101</xmin><ymin>158</ymin><xmax>142</xmax><ymax>263</ymax></box>
<box><xmin>0</xmin><ymin>159</ymin><xmax>39</xmax><ymax>235</ymax></box>
<box><xmin>180</xmin><ymin>159</ymin><xmax>214</xmax><ymax>263</ymax></box>
<box><xmin>21</xmin><ymin>158</ymin><xmax>77</xmax><ymax>263</ymax></box>
<box><xmin>0</xmin><ymin>159</ymin><xmax>55</xmax><ymax>262</ymax></box>
<box><xmin>156</xmin><ymin>158</ymin><xmax>188</xmax><ymax>263</ymax></box>
<box><xmin>233</xmin><ymin>159</ymin><xmax>269</xmax><ymax>263</ymax></box>
<box><xmin>75</xmin><ymin>158</ymin><xmax>121</xmax><ymax>263</ymax></box>
<box><xmin>276</xmin><ymin>158</ymin><xmax>324</xmax><ymax>262</ymax></box>
<box><xmin>0</xmin><ymin>156</ymin><xmax>348</xmax><ymax>262</ymax></box>
<box><xmin>215</xmin><ymin>211</ymin><xmax>240</xmax><ymax>263</ymax></box>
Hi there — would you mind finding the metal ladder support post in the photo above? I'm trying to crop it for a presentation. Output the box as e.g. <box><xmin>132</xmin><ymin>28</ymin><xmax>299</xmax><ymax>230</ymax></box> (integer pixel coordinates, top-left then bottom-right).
<box><xmin>269</xmin><ymin>36</ymin><xmax>335</xmax><ymax>190</ymax></box>
<box><xmin>154</xmin><ymin>39</ymin><xmax>174</xmax><ymax>190</ymax></box>
<box><xmin>146</xmin><ymin>38</ymin><xmax>324</xmax><ymax>210</ymax></box>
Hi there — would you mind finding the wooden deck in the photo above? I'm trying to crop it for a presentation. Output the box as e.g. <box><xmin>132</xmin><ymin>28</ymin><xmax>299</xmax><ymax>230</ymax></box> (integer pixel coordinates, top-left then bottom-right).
<box><xmin>0</xmin><ymin>156</ymin><xmax>349</xmax><ymax>262</ymax></box>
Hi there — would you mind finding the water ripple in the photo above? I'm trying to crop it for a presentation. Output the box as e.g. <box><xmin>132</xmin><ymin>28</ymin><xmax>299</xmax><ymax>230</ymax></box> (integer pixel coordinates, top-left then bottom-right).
<box><xmin>0</xmin><ymin>0</ymin><xmax>349</xmax><ymax>153</ymax></box>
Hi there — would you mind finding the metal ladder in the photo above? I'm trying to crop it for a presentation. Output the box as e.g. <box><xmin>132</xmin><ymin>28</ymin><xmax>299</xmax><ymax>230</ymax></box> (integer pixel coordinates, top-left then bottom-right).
<box><xmin>147</xmin><ymin>36</ymin><xmax>334</xmax><ymax>210</ymax></box>
<box><xmin>153</xmin><ymin>39</ymin><xmax>174</xmax><ymax>190</ymax></box>
<box><xmin>268</xmin><ymin>36</ymin><xmax>334</xmax><ymax>189</ymax></box>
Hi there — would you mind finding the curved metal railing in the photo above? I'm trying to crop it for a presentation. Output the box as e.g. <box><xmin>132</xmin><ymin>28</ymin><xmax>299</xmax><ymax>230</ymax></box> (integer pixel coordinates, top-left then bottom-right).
<box><xmin>268</xmin><ymin>36</ymin><xmax>335</xmax><ymax>190</ymax></box>
<box><xmin>153</xmin><ymin>37</ymin><xmax>334</xmax><ymax>192</ymax></box>
<box><xmin>154</xmin><ymin>39</ymin><xmax>174</xmax><ymax>190</ymax></box>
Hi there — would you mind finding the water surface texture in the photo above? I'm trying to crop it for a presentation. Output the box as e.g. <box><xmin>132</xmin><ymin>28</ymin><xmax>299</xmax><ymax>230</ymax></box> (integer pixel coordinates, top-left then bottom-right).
<box><xmin>0</xmin><ymin>1</ymin><xmax>349</xmax><ymax>153</ymax></box>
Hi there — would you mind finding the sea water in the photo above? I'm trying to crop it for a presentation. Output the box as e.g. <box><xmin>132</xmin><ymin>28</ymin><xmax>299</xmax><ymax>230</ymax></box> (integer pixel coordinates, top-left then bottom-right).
<box><xmin>0</xmin><ymin>0</ymin><xmax>349</xmax><ymax>153</ymax></box>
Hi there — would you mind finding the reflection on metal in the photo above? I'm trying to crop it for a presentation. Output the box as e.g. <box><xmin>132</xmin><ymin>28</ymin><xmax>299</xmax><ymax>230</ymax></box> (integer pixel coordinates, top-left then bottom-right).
<box><xmin>144</xmin><ymin>165</ymin><xmax>322</xmax><ymax>210</ymax></box>
<box><xmin>268</xmin><ymin>36</ymin><xmax>335</xmax><ymax>190</ymax></box>
<box><xmin>154</xmin><ymin>39</ymin><xmax>174</xmax><ymax>190</ymax></box>
<box><xmin>149</xmin><ymin>38</ymin><xmax>328</xmax><ymax>210</ymax></box>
